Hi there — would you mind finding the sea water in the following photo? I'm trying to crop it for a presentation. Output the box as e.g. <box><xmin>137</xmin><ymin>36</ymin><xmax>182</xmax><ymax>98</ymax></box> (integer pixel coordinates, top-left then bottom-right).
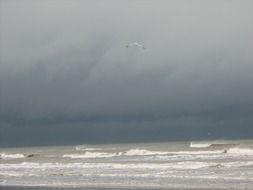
<box><xmin>1</xmin><ymin>140</ymin><xmax>253</xmax><ymax>189</ymax></box>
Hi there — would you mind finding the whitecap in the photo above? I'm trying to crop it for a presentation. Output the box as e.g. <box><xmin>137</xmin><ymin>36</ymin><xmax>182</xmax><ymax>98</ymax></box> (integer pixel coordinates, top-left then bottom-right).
<box><xmin>190</xmin><ymin>142</ymin><xmax>212</xmax><ymax>148</ymax></box>
<box><xmin>0</xmin><ymin>153</ymin><xmax>25</xmax><ymax>159</ymax></box>
<box><xmin>227</xmin><ymin>148</ymin><xmax>253</xmax><ymax>156</ymax></box>
<box><xmin>63</xmin><ymin>151</ymin><xmax>121</xmax><ymax>159</ymax></box>
<box><xmin>123</xmin><ymin>149</ymin><xmax>169</xmax><ymax>156</ymax></box>
<box><xmin>75</xmin><ymin>145</ymin><xmax>101</xmax><ymax>151</ymax></box>
<box><xmin>190</xmin><ymin>141</ymin><xmax>238</xmax><ymax>148</ymax></box>
<box><xmin>123</xmin><ymin>149</ymin><xmax>224</xmax><ymax>156</ymax></box>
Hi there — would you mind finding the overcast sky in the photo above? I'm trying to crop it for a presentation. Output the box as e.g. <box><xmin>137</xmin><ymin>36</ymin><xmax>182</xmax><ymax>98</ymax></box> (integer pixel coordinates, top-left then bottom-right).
<box><xmin>1</xmin><ymin>0</ymin><xmax>253</xmax><ymax>147</ymax></box>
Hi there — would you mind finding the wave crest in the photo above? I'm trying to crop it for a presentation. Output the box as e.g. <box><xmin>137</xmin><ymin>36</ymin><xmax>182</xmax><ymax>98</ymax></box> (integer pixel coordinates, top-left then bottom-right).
<box><xmin>75</xmin><ymin>145</ymin><xmax>101</xmax><ymax>151</ymax></box>
<box><xmin>63</xmin><ymin>151</ymin><xmax>121</xmax><ymax>158</ymax></box>
<box><xmin>190</xmin><ymin>142</ymin><xmax>212</xmax><ymax>148</ymax></box>
<box><xmin>190</xmin><ymin>141</ymin><xmax>238</xmax><ymax>148</ymax></box>
<box><xmin>227</xmin><ymin>148</ymin><xmax>253</xmax><ymax>155</ymax></box>
<box><xmin>124</xmin><ymin>149</ymin><xmax>169</xmax><ymax>156</ymax></box>
<box><xmin>0</xmin><ymin>153</ymin><xmax>25</xmax><ymax>159</ymax></box>
<box><xmin>63</xmin><ymin>147</ymin><xmax>253</xmax><ymax>159</ymax></box>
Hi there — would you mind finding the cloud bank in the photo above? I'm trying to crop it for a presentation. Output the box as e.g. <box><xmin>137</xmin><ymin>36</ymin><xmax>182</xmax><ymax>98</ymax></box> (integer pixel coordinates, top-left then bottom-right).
<box><xmin>1</xmin><ymin>0</ymin><xmax>253</xmax><ymax>146</ymax></box>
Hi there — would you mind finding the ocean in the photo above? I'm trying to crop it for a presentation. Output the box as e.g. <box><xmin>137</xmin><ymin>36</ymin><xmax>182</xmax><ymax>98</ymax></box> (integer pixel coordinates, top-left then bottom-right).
<box><xmin>1</xmin><ymin>140</ymin><xmax>253</xmax><ymax>190</ymax></box>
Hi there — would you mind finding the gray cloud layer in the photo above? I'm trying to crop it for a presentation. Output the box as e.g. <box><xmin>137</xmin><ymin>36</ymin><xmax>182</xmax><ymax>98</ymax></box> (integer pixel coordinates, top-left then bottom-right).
<box><xmin>1</xmin><ymin>0</ymin><xmax>253</xmax><ymax>146</ymax></box>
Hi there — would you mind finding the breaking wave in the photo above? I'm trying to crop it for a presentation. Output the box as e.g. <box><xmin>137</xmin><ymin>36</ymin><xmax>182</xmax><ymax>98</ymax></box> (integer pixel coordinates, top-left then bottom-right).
<box><xmin>190</xmin><ymin>141</ymin><xmax>238</xmax><ymax>148</ymax></box>
<box><xmin>63</xmin><ymin>147</ymin><xmax>253</xmax><ymax>159</ymax></box>
<box><xmin>227</xmin><ymin>148</ymin><xmax>253</xmax><ymax>155</ymax></box>
<box><xmin>63</xmin><ymin>151</ymin><xmax>122</xmax><ymax>158</ymax></box>
<box><xmin>124</xmin><ymin>149</ymin><xmax>169</xmax><ymax>156</ymax></box>
<box><xmin>64</xmin><ymin>149</ymin><xmax>226</xmax><ymax>159</ymax></box>
<box><xmin>75</xmin><ymin>145</ymin><xmax>101</xmax><ymax>151</ymax></box>
<box><xmin>124</xmin><ymin>149</ymin><xmax>225</xmax><ymax>156</ymax></box>
<box><xmin>0</xmin><ymin>153</ymin><xmax>25</xmax><ymax>159</ymax></box>
<box><xmin>190</xmin><ymin>142</ymin><xmax>212</xmax><ymax>148</ymax></box>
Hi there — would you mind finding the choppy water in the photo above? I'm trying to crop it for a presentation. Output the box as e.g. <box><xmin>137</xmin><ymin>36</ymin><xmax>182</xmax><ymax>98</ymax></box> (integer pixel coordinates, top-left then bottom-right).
<box><xmin>1</xmin><ymin>140</ymin><xmax>253</xmax><ymax>189</ymax></box>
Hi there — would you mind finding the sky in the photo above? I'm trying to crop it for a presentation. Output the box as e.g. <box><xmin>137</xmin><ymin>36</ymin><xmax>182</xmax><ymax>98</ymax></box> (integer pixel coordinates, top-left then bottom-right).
<box><xmin>0</xmin><ymin>0</ymin><xmax>253</xmax><ymax>147</ymax></box>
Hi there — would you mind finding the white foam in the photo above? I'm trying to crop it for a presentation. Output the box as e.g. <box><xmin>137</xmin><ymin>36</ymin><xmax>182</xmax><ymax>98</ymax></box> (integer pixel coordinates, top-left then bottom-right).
<box><xmin>75</xmin><ymin>145</ymin><xmax>101</xmax><ymax>151</ymax></box>
<box><xmin>190</xmin><ymin>141</ymin><xmax>239</xmax><ymax>148</ymax></box>
<box><xmin>190</xmin><ymin>142</ymin><xmax>212</xmax><ymax>148</ymax></box>
<box><xmin>0</xmin><ymin>162</ymin><xmax>75</xmax><ymax>169</ymax></box>
<box><xmin>0</xmin><ymin>161</ymin><xmax>213</xmax><ymax>170</ymax></box>
<box><xmin>124</xmin><ymin>149</ymin><xmax>169</xmax><ymax>156</ymax></box>
<box><xmin>123</xmin><ymin>149</ymin><xmax>224</xmax><ymax>156</ymax></box>
<box><xmin>172</xmin><ymin>150</ymin><xmax>225</xmax><ymax>155</ymax></box>
<box><xmin>64</xmin><ymin>148</ymin><xmax>226</xmax><ymax>159</ymax></box>
<box><xmin>223</xmin><ymin>161</ymin><xmax>253</xmax><ymax>168</ymax></box>
<box><xmin>155</xmin><ymin>153</ymin><xmax>227</xmax><ymax>161</ymax></box>
<box><xmin>63</xmin><ymin>151</ymin><xmax>121</xmax><ymax>158</ymax></box>
<box><xmin>0</xmin><ymin>171</ymin><xmax>25</xmax><ymax>177</ymax></box>
<box><xmin>111</xmin><ymin>161</ymin><xmax>213</xmax><ymax>170</ymax></box>
<box><xmin>4</xmin><ymin>160</ymin><xmax>248</xmax><ymax>171</ymax></box>
<box><xmin>227</xmin><ymin>148</ymin><xmax>253</xmax><ymax>155</ymax></box>
<box><xmin>0</xmin><ymin>153</ymin><xmax>25</xmax><ymax>159</ymax></box>
<box><xmin>0</xmin><ymin>162</ymin><xmax>92</xmax><ymax>170</ymax></box>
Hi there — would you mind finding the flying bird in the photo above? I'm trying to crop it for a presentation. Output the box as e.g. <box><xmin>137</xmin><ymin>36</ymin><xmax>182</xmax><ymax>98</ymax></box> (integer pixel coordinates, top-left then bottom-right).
<box><xmin>125</xmin><ymin>42</ymin><xmax>146</xmax><ymax>49</ymax></box>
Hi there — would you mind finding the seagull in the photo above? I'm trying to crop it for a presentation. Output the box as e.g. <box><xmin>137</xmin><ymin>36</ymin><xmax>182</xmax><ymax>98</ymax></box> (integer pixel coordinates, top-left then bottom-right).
<box><xmin>125</xmin><ymin>42</ymin><xmax>146</xmax><ymax>49</ymax></box>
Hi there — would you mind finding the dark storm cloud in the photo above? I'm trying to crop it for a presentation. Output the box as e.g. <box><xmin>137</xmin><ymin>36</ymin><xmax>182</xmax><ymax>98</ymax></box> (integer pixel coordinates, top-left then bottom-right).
<box><xmin>1</xmin><ymin>0</ymin><xmax>253</xmax><ymax>146</ymax></box>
